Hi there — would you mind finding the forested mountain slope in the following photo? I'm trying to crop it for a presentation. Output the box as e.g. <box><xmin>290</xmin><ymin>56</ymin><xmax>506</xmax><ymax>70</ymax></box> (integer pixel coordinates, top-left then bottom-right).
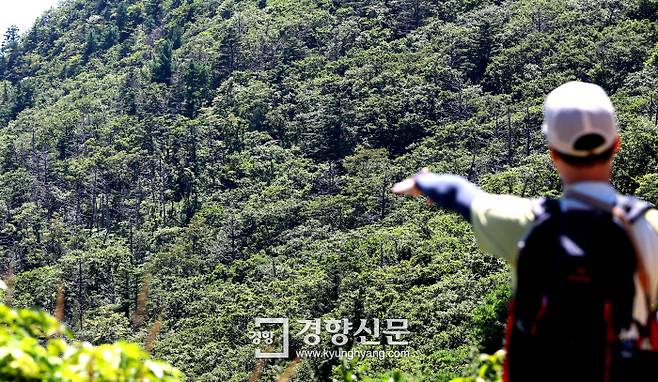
<box><xmin>1</xmin><ymin>0</ymin><xmax>658</xmax><ymax>380</ymax></box>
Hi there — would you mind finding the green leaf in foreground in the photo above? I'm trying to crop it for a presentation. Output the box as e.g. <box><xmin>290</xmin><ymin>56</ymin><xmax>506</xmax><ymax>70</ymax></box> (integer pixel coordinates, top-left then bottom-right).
<box><xmin>0</xmin><ymin>303</ymin><xmax>182</xmax><ymax>381</ymax></box>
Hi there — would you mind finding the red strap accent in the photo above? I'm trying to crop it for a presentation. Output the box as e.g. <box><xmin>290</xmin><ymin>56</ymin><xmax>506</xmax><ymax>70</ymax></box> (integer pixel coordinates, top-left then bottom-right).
<box><xmin>649</xmin><ymin>312</ymin><xmax>658</xmax><ymax>349</ymax></box>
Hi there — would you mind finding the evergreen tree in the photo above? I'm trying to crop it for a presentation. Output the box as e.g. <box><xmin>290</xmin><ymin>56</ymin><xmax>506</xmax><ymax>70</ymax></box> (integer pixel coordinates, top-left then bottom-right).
<box><xmin>1</xmin><ymin>26</ymin><xmax>20</xmax><ymax>79</ymax></box>
<box><xmin>182</xmin><ymin>60</ymin><xmax>210</xmax><ymax>118</ymax></box>
<box><xmin>83</xmin><ymin>30</ymin><xmax>98</xmax><ymax>61</ymax></box>
<box><xmin>116</xmin><ymin>1</ymin><xmax>130</xmax><ymax>41</ymax></box>
<box><xmin>151</xmin><ymin>40</ymin><xmax>173</xmax><ymax>84</ymax></box>
<box><xmin>11</xmin><ymin>78</ymin><xmax>34</xmax><ymax>117</ymax></box>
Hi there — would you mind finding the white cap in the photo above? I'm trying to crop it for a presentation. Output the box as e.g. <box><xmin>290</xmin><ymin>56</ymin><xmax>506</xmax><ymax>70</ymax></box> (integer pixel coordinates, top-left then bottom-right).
<box><xmin>542</xmin><ymin>81</ymin><xmax>618</xmax><ymax>157</ymax></box>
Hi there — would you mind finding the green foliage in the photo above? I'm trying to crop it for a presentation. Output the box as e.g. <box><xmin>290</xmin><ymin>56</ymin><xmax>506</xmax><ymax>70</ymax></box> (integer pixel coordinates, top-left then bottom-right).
<box><xmin>151</xmin><ymin>40</ymin><xmax>173</xmax><ymax>84</ymax></box>
<box><xmin>0</xmin><ymin>0</ymin><xmax>657</xmax><ymax>381</ymax></box>
<box><xmin>469</xmin><ymin>276</ymin><xmax>511</xmax><ymax>354</ymax></box>
<box><xmin>450</xmin><ymin>350</ymin><xmax>505</xmax><ymax>382</ymax></box>
<box><xmin>0</xmin><ymin>282</ymin><xmax>181</xmax><ymax>381</ymax></box>
<box><xmin>335</xmin><ymin>351</ymin><xmax>506</xmax><ymax>382</ymax></box>
<box><xmin>636</xmin><ymin>173</ymin><xmax>658</xmax><ymax>205</ymax></box>
<box><xmin>336</xmin><ymin>358</ymin><xmax>414</xmax><ymax>382</ymax></box>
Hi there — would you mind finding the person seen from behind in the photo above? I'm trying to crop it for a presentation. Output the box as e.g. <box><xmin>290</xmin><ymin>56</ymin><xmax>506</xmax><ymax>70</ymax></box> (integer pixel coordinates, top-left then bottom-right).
<box><xmin>392</xmin><ymin>81</ymin><xmax>658</xmax><ymax>381</ymax></box>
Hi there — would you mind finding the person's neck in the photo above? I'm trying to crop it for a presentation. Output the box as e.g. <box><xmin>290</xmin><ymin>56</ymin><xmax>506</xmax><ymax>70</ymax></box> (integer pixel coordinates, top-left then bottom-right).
<box><xmin>562</xmin><ymin>175</ymin><xmax>611</xmax><ymax>185</ymax></box>
<box><xmin>560</xmin><ymin>165</ymin><xmax>612</xmax><ymax>185</ymax></box>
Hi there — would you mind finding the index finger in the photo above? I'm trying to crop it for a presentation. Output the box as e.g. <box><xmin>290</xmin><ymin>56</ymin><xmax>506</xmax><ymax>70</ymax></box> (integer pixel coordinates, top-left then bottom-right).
<box><xmin>391</xmin><ymin>178</ymin><xmax>419</xmax><ymax>195</ymax></box>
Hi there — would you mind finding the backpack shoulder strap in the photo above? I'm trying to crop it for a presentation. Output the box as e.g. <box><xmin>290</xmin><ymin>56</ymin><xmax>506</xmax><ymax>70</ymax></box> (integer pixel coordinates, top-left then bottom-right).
<box><xmin>616</xmin><ymin>195</ymin><xmax>654</xmax><ymax>224</ymax></box>
<box><xmin>562</xmin><ymin>189</ymin><xmax>655</xmax><ymax>330</ymax></box>
<box><xmin>563</xmin><ymin>189</ymin><xmax>653</xmax><ymax>224</ymax></box>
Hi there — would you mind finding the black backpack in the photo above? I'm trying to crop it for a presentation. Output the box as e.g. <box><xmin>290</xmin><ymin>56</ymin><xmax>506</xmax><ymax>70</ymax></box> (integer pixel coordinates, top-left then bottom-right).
<box><xmin>504</xmin><ymin>192</ymin><xmax>654</xmax><ymax>382</ymax></box>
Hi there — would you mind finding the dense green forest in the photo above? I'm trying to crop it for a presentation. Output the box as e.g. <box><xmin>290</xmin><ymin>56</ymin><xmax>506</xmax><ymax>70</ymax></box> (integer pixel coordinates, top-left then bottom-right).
<box><xmin>1</xmin><ymin>0</ymin><xmax>658</xmax><ymax>380</ymax></box>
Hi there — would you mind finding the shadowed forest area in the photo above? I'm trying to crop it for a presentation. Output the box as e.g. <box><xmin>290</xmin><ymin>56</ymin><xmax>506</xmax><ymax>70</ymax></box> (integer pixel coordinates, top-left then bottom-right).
<box><xmin>1</xmin><ymin>0</ymin><xmax>658</xmax><ymax>380</ymax></box>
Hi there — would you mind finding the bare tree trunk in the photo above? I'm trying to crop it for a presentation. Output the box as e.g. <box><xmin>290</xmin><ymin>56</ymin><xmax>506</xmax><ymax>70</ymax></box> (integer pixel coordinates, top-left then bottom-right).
<box><xmin>525</xmin><ymin>105</ymin><xmax>531</xmax><ymax>157</ymax></box>
<box><xmin>380</xmin><ymin>173</ymin><xmax>388</xmax><ymax>220</ymax></box>
<box><xmin>90</xmin><ymin>169</ymin><xmax>97</xmax><ymax>230</ymax></box>
<box><xmin>653</xmin><ymin>95</ymin><xmax>658</xmax><ymax>127</ymax></box>
<box><xmin>78</xmin><ymin>259</ymin><xmax>84</xmax><ymax>330</ymax></box>
<box><xmin>129</xmin><ymin>223</ymin><xmax>134</xmax><ymax>255</ymax></box>
<box><xmin>110</xmin><ymin>266</ymin><xmax>116</xmax><ymax>304</ymax></box>
<box><xmin>159</xmin><ymin>157</ymin><xmax>165</xmax><ymax>225</ymax></box>
<box><xmin>507</xmin><ymin>105</ymin><xmax>513</xmax><ymax>165</ymax></box>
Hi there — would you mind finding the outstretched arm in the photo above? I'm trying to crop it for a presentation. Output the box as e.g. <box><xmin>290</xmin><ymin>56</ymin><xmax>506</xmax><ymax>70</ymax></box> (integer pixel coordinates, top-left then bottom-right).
<box><xmin>391</xmin><ymin>170</ymin><xmax>481</xmax><ymax>222</ymax></box>
<box><xmin>393</xmin><ymin>170</ymin><xmax>536</xmax><ymax>264</ymax></box>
